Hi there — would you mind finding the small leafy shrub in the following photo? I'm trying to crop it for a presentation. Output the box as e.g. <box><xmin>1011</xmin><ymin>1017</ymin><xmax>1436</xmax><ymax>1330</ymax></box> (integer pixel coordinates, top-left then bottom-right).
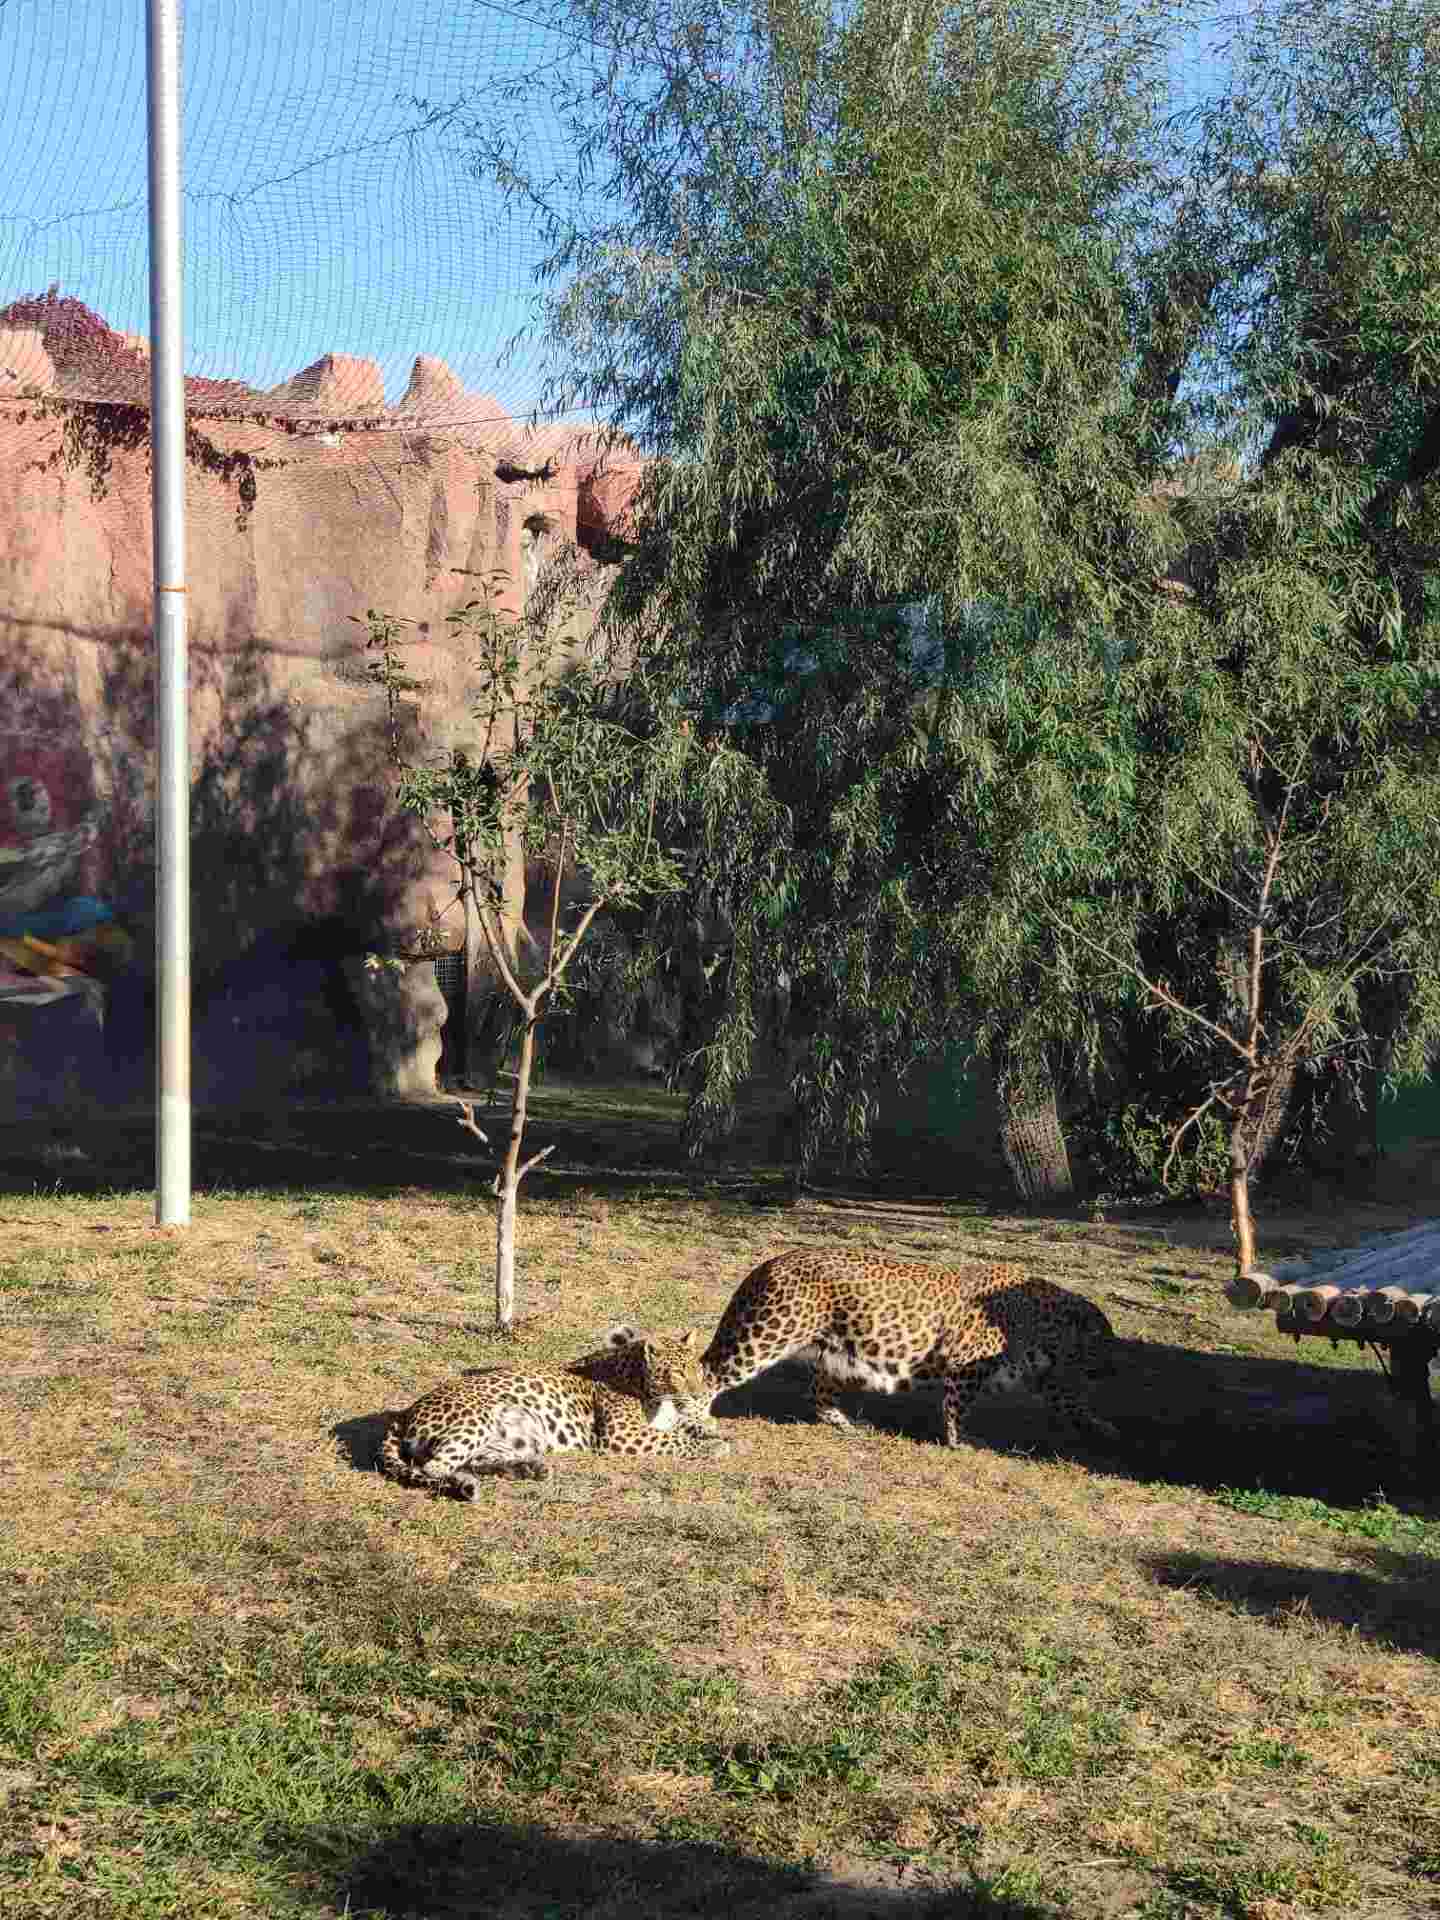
<box><xmin>704</xmin><ymin>1733</ymin><xmax>876</xmax><ymax>1802</ymax></box>
<box><xmin>1068</xmin><ymin>1093</ymin><xmax>1231</xmax><ymax>1205</ymax></box>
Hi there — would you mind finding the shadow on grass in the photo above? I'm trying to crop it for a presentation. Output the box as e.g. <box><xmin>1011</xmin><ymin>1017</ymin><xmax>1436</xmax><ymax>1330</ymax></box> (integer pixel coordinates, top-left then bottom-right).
<box><xmin>330</xmin><ymin>1332</ymin><xmax>1435</xmax><ymax>1514</ymax></box>
<box><xmin>0</xmin><ymin>1098</ymin><xmax>533</xmax><ymax>1200</ymax></box>
<box><xmin>331</xmin><ymin>1410</ymin><xmax>391</xmax><ymax>1479</ymax></box>
<box><xmin>711</xmin><ymin>1337</ymin><xmax>1436</xmax><ymax>1505</ymax></box>
<box><xmin>1144</xmin><ymin>1549</ymin><xmax>1440</xmax><ymax>1660</ymax></box>
<box><xmin>312</xmin><ymin>1817</ymin><xmax>1063</xmax><ymax>1920</ymax></box>
<box><xmin>0</xmin><ymin>1081</ymin><xmax>1007</xmax><ymax>1207</ymax></box>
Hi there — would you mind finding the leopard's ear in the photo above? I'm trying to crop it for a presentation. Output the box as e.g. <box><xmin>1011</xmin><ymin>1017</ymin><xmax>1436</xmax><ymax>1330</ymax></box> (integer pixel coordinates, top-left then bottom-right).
<box><xmin>604</xmin><ymin>1322</ymin><xmax>642</xmax><ymax>1348</ymax></box>
<box><xmin>681</xmin><ymin>1329</ymin><xmax>697</xmax><ymax>1350</ymax></box>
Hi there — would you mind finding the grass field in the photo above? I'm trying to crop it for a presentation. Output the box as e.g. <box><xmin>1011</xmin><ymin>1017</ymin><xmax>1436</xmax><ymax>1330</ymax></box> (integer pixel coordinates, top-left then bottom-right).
<box><xmin>0</xmin><ymin>1082</ymin><xmax>1437</xmax><ymax>1920</ymax></box>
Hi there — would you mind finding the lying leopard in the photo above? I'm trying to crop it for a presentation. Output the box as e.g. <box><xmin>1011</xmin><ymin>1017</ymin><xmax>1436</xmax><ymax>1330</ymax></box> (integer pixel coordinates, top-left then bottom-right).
<box><xmin>564</xmin><ymin>1321</ymin><xmax>686</xmax><ymax>1392</ymax></box>
<box><xmin>378</xmin><ymin>1326</ymin><xmax>729</xmax><ymax>1499</ymax></box>
<box><xmin>691</xmin><ymin>1247</ymin><xmax>1119</xmax><ymax>1450</ymax></box>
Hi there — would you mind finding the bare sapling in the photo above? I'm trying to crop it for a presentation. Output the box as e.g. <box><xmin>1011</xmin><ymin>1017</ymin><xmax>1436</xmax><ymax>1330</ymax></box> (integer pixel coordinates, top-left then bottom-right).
<box><xmin>360</xmin><ymin>568</ymin><xmax>703</xmax><ymax>1330</ymax></box>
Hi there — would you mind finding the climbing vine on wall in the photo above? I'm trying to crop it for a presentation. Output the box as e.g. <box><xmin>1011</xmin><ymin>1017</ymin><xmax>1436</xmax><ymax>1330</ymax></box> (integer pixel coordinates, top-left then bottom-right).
<box><xmin>14</xmin><ymin>395</ymin><xmax>295</xmax><ymax>533</ymax></box>
<box><xmin>0</xmin><ymin>290</ymin><xmax>399</xmax><ymax>532</ymax></box>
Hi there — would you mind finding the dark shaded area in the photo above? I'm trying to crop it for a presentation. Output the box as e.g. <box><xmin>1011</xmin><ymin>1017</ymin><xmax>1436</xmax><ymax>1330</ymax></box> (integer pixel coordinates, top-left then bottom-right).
<box><xmin>293</xmin><ymin>1817</ymin><xmax>1062</xmax><ymax>1920</ymax></box>
<box><xmin>332</xmin><ymin>1410</ymin><xmax>397</xmax><ymax>1477</ymax></box>
<box><xmin>707</xmin><ymin>1335</ymin><xmax>1439</xmax><ymax>1504</ymax></box>
<box><xmin>1145</xmin><ymin>1550</ymin><xmax>1440</xmax><ymax>1660</ymax></box>
<box><xmin>1103</xmin><ymin>1334</ymin><xmax>1438</xmax><ymax>1504</ymax></box>
<box><xmin>0</xmin><ymin>1065</ymin><xmax>1018</xmax><ymax>1203</ymax></box>
<box><xmin>1</xmin><ymin>618</ymin><xmax>418</xmax><ymax>1115</ymax></box>
<box><xmin>0</xmin><ymin>1092</ymin><xmax>680</xmax><ymax>1196</ymax></box>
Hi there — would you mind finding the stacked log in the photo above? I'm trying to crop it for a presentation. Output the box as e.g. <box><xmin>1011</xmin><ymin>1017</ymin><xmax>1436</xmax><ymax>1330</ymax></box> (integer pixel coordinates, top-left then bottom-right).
<box><xmin>1227</xmin><ymin>1264</ymin><xmax>1440</xmax><ymax>1338</ymax></box>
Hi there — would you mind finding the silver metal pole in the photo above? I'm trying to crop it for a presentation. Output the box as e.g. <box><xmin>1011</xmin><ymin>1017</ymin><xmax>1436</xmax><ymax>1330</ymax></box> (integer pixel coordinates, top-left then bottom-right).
<box><xmin>147</xmin><ymin>0</ymin><xmax>190</xmax><ymax>1225</ymax></box>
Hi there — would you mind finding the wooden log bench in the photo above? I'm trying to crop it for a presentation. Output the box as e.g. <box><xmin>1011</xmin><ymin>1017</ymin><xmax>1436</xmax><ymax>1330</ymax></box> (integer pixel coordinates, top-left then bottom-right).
<box><xmin>1227</xmin><ymin>1268</ymin><xmax>1440</xmax><ymax>1474</ymax></box>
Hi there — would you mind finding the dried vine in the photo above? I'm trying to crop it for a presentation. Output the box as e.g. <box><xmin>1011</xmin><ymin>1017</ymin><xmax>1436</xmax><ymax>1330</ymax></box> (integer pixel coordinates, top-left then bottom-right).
<box><xmin>14</xmin><ymin>395</ymin><xmax>297</xmax><ymax>533</ymax></box>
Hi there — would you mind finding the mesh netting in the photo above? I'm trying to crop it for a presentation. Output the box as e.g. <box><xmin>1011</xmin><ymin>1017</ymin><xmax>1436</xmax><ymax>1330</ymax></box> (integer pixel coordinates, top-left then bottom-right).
<box><xmin>0</xmin><ymin>0</ymin><xmax>1234</xmax><ymax>426</ymax></box>
<box><xmin>0</xmin><ymin>0</ymin><xmax>617</xmax><ymax>428</ymax></box>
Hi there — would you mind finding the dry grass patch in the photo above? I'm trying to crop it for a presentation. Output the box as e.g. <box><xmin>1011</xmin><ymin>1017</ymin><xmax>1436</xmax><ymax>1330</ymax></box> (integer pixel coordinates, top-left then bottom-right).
<box><xmin>0</xmin><ymin>1135</ymin><xmax>1436</xmax><ymax>1918</ymax></box>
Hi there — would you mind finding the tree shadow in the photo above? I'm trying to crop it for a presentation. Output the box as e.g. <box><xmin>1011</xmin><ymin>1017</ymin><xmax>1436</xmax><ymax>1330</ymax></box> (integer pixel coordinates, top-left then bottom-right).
<box><xmin>0</xmin><ymin>1081</ymin><xmax>775</xmax><ymax>1197</ymax></box>
<box><xmin>290</xmin><ymin>1816</ymin><xmax>1063</xmax><ymax>1919</ymax></box>
<box><xmin>1143</xmin><ymin>1548</ymin><xmax>1440</xmax><ymax>1659</ymax></box>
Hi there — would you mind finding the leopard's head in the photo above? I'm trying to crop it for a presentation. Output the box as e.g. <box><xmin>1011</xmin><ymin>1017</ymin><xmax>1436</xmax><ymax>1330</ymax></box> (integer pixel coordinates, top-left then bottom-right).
<box><xmin>614</xmin><ymin>1326</ymin><xmax>712</xmax><ymax>1427</ymax></box>
<box><xmin>1066</xmin><ymin>1298</ymin><xmax>1117</xmax><ymax>1377</ymax></box>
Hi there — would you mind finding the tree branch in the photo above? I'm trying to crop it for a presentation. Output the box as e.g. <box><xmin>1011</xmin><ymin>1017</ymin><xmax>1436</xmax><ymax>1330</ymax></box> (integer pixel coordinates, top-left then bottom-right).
<box><xmin>1161</xmin><ymin>1086</ymin><xmax>1224</xmax><ymax>1188</ymax></box>
<box><xmin>453</xmin><ymin>1099</ymin><xmax>491</xmax><ymax>1151</ymax></box>
<box><xmin>492</xmin><ymin>1141</ymin><xmax>557</xmax><ymax>1196</ymax></box>
<box><xmin>473</xmin><ymin>888</ymin><xmax>535</xmax><ymax>1016</ymax></box>
<box><xmin>546</xmin><ymin>819</ymin><xmax>570</xmax><ymax>979</ymax></box>
<box><xmin>1279</xmin><ymin>908</ymin><xmax>1412</xmax><ymax>1066</ymax></box>
<box><xmin>1044</xmin><ymin>908</ymin><xmax>1251</xmax><ymax>1063</ymax></box>
<box><xmin>1172</xmin><ymin>846</ymin><xmax>1252</xmax><ymax>918</ymax></box>
<box><xmin>549</xmin><ymin>895</ymin><xmax>610</xmax><ymax>989</ymax></box>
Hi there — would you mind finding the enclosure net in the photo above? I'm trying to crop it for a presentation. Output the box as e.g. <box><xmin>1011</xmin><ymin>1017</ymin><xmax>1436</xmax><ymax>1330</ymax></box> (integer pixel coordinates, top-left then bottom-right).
<box><xmin>0</xmin><ymin>0</ymin><xmax>622</xmax><ymax>432</ymax></box>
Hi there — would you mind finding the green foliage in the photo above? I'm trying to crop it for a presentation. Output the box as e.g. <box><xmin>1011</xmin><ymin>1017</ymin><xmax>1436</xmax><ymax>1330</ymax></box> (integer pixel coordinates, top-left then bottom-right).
<box><xmin>0</xmin><ymin>1650</ymin><xmax>60</xmax><ymax>1757</ymax></box>
<box><xmin>1213</xmin><ymin>1487</ymin><xmax>1440</xmax><ymax>1556</ymax></box>
<box><xmin>1068</xmin><ymin>1092</ymin><xmax>1232</xmax><ymax>1204</ymax></box>
<box><xmin>703</xmin><ymin>1733</ymin><xmax>877</xmax><ymax>1801</ymax></box>
<box><xmin>462</xmin><ymin>0</ymin><xmax>1185</xmax><ymax>1167</ymax></box>
<box><xmin>362</xmin><ymin>576</ymin><xmax>695</xmax><ymax>939</ymax></box>
<box><xmin>1163</xmin><ymin>1857</ymin><xmax>1304</xmax><ymax>1915</ymax></box>
<box><xmin>469</xmin><ymin>0</ymin><xmax>1440</xmax><ymax>1193</ymax></box>
<box><xmin>362</xmin><ymin>561</ymin><xmax>767</xmax><ymax>1318</ymax></box>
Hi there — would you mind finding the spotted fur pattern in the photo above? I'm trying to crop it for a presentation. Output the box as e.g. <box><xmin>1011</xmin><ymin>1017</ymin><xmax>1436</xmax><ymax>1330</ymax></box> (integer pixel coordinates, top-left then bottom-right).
<box><xmin>378</xmin><ymin>1328</ymin><xmax>728</xmax><ymax>1499</ymax></box>
<box><xmin>695</xmin><ymin>1247</ymin><xmax>1119</xmax><ymax>1449</ymax></box>
<box><xmin>564</xmin><ymin>1321</ymin><xmax>681</xmax><ymax>1394</ymax></box>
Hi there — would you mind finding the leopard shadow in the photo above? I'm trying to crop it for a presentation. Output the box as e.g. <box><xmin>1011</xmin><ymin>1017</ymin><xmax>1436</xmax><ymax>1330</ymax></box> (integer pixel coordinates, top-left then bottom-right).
<box><xmin>710</xmin><ymin>1337</ymin><xmax>1438</xmax><ymax>1505</ymax></box>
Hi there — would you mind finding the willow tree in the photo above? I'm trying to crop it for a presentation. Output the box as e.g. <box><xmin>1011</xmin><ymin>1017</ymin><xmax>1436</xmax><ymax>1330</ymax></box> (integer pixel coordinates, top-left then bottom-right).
<box><xmin>938</xmin><ymin>0</ymin><xmax>1440</xmax><ymax>1272</ymax></box>
<box><xmin>468</xmin><ymin>0</ymin><xmax>1440</xmax><ymax>1253</ymax></box>
<box><xmin>465</xmin><ymin>0</ymin><xmax>1190</xmax><ymax>1189</ymax></box>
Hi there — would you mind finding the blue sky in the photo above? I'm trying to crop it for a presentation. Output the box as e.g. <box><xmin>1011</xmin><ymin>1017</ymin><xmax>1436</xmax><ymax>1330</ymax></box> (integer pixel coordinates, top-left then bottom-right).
<box><xmin>0</xmin><ymin>0</ymin><xmax>1235</xmax><ymax>422</ymax></box>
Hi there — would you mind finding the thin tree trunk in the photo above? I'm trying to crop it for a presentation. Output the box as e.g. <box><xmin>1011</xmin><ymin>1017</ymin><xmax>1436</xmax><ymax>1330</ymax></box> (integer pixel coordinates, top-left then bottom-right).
<box><xmin>1230</xmin><ymin>912</ymin><xmax>1269</xmax><ymax>1276</ymax></box>
<box><xmin>494</xmin><ymin>1011</ymin><xmax>539</xmax><ymax>1331</ymax></box>
<box><xmin>1229</xmin><ymin>1108</ymin><xmax>1258</xmax><ymax>1276</ymax></box>
<box><xmin>495</xmin><ymin>1175</ymin><xmax>519</xmax><ymax>1332</ymax></box>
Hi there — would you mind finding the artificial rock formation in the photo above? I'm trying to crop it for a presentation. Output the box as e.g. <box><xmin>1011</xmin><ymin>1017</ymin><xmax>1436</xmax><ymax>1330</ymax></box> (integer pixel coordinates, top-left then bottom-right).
<box><xmin>0</xmin><ymin>292</ymin><xmax>644</xmax><ymax>1112</ymax></box>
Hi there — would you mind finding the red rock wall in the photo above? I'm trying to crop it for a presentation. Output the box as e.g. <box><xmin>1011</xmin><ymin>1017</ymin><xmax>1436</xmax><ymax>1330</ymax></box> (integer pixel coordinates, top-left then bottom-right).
<box><xmin>0</xmin><ymin>300</ymin><xmax>643</xmax><ymax>1110</ymax></box>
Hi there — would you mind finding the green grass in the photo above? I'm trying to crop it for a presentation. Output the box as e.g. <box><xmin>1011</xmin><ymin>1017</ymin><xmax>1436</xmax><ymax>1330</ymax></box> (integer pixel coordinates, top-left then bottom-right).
<box><xmin>1213</xmin><ymin>1486</ymin><xmax>1440</xmax><ymax>1555</ymax></box>
<box><xmin>0</xmin><ymin>1651</ymin><xmax>61</xmax><ymax>1757</ymax></box>
<box><xmin>0</xmin><ymin>1088</ymin><xmax>1437</xmax><ymax>1917</ymax></box>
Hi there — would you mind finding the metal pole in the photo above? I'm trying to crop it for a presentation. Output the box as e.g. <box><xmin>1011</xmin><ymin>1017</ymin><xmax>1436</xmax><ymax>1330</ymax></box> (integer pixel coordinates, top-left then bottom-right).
<box><xmin>147</xmin><ymin>0</ymin><xmax>190</xmax><ymax>1225</ymax></box>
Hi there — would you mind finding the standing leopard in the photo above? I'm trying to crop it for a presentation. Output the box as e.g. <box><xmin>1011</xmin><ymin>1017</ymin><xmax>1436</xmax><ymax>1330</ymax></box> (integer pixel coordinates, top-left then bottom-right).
<box><xmin>689</xmin><ymin>1247</ymin><xmax>1119</xmax><ymax>1449</ymax></box>
<box><xmin>378</xmin><ymin>1326</ymin><xmax>729</xmax><ymax>1499</ymax></box>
